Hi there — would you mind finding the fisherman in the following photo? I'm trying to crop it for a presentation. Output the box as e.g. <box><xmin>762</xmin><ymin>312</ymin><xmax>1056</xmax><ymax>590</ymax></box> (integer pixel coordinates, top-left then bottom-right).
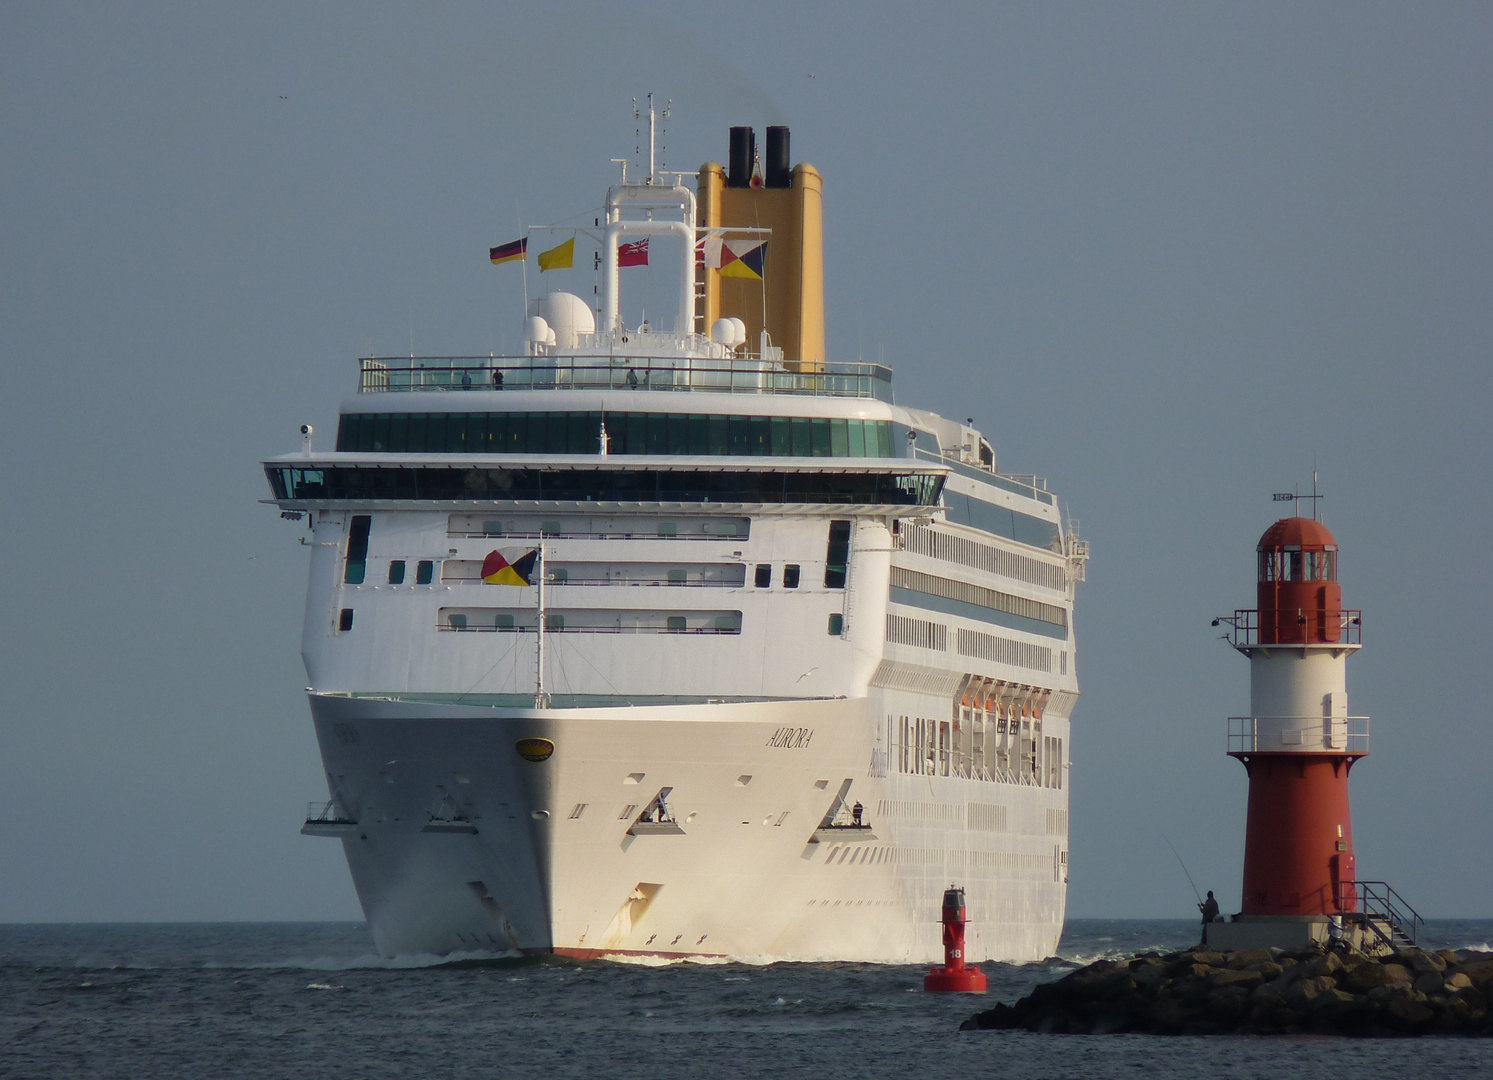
<box><xmin>1199</xmin><ymin>890</ymin><xmax>1220</xmax><ymax>924</ymax></box>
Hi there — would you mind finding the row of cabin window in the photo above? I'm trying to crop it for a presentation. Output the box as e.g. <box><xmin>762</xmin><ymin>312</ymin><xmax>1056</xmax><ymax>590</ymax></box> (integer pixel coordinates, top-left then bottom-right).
<box><xmin>338</xmin><ymin>608</ymin><xmax>844</xmax><ymax>635</ymax></box>
<box><xmin>346</xmin><ymin>518</ymin><xmax>851</xmax><ymax>592</ymax></box>
<box><xmin>345</xmin><ymin>558</ymin><xmax>434</xmax><ymax>586</ymax></box>
<box><xmin>336</xmin><ymin>412</ymin><xmax>897</xmax><ymax>459</ymax></box>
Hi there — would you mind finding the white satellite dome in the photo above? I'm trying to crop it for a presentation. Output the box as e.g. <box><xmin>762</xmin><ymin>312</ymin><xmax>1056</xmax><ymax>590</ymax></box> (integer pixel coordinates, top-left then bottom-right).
<box><xmin>523</xmin><ymin>315</ymin><xmax>553</xmax><ymax>349</ymax></box>
<box><xmin>537</xmin><ymin>292</ymin><xmax>596</xmax><ymax>350</ymax></box>
<box><xmin>711</xmin><ymin>316</ymin><xmax>747</xmax><ymax>350</ymax></box>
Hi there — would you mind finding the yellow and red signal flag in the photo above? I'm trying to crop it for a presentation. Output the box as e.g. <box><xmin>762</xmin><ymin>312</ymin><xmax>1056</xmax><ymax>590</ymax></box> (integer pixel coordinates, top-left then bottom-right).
<box><xmin>481</xmin><ymin>548</ymin><xmax>539</xmax><ymax>586</ymax></box>
<box><xmin>489</xmin><ymin>237</ymin><xmax>527</xmax><ymax>265</ymax></box>
<box><xmin>618</xmin><ymin>238</ymin><xmax>649</xmax><ymax>266</ymax></box>
<box><xmin>718</xmin><ymin>240</ymin><xmax>767</xmax><ymax>280</ymax></box>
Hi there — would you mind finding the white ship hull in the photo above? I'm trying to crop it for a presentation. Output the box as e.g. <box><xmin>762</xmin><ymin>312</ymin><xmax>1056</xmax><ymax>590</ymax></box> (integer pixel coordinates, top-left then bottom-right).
<box><xmin>270</xmin><ymin>123</ymin><xmax>1087</xmax><ymax>964</ymax></box>
<box><xmin>313</xmin><ymin>693</ymin><xmax>1068</xmax><ymax>963</ymax></box>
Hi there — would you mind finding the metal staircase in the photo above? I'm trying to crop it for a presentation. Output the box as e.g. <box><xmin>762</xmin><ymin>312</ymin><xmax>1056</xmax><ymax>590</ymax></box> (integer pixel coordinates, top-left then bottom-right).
<box><xmin>1344</xmin><ymin>881</ymin><xmax>1424</xmax><ymax>952</ymax></box>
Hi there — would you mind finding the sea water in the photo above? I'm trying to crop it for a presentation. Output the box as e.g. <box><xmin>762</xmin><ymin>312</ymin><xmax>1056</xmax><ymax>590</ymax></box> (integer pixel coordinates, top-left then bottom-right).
<box><xmin>3</xmin><ymin>920</ymin><xmax>1491</xmax><ymax>1078</ymax></box>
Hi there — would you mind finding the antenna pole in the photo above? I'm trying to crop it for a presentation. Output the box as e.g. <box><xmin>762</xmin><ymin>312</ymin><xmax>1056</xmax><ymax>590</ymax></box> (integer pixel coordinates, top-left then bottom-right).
<box><xmin>535</xmin><ymin>542</ymin><xmax>548</xmax><ymax>708</ymax></box>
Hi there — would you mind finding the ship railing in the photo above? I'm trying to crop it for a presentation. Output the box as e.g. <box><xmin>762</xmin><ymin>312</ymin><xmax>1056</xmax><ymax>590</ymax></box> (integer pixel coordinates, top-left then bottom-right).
<box><xmin>1217</xmin><ymin>608</ymin><xmax>1362</xmax><ymax>647</ymax></box>
<box><xmin>438</xmin><ymin>621</ymin><xmax>742</xmax><ymax>635</ymax></box>
<box><xmin>304</xmin><ymin>800</ymin><xmax>355</xmax><ymax>825</ymax></box>
<box><xmin>358</xmin><ymin>355</ymin><xmax>894</xmax><ymax>401</ymax></box>
<box><xmin>1227</xmin><ymin>716</ymin><xmax>1370</xmax><ymax>755</ymax></box>
<box><xmin>438</xmin><ymin>575</ymin><xmax>743</xmax><ymax>588</ymax></box>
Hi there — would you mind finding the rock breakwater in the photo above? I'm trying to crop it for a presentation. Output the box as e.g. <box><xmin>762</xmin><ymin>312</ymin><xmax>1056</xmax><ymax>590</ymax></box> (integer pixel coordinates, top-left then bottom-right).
<box><xmin>963</xmin><ymin>946</ymin><xmax>1493</xmax><ymax>1036</ymax></box>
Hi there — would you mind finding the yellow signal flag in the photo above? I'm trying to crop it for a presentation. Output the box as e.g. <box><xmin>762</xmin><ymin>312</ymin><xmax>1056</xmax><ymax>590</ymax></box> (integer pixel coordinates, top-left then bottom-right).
<box><xmin>537</xmin><ymin>237</ymin><xmax>575</xmax><ymax>272</ymax></box>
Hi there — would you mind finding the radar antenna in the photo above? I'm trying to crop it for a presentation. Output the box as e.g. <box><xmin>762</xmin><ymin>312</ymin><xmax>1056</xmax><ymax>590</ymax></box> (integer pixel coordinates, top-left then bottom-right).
<box><xmin>633</xmin><ymin>92</ymin><xmax>671</xmax><ymax>185</ymax></box>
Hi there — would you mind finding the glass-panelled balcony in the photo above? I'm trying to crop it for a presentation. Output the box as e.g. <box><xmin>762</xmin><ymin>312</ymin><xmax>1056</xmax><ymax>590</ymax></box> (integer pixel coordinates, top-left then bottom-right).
<box><xmin>358</xmin><ymin>355</ymin><xmax>894</xmax><ymax>402</ymax></box>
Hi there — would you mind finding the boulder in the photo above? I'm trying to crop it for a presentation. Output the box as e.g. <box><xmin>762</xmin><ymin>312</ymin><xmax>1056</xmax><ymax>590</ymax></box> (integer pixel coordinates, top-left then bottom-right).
<box><xmin>1302</xmin><ymin>951</ymin><xmax>1345</xmax><ymax>978</ymax></box>
<box><xmin>1287</xmin><ymin>975</ymin><xmax>1338</xmax><ymax>1009</ymax></box>
<box><xmin>1385</xmin><ymin>995</ymin><xmax>1436</xmax><ymax>1029</ymax></box>
<box><xmin>1211</xmin><ymin>968</ymin><xmax>1264</xmax><ymax>990</ymax></box>
<box><xmin>1309</xmin><ymin>988</ymin><xmax>1358</xmax><ymax>1013</ymax></box>
<box><xmin>1451</xmin><ymin>958</ymin><xmax>1493</xmax><ymax>988</ymax></box>
<box><xmin>1343</xmin><ymin>961</ymin><xmax>1397</xmax><ymax>997</ymax></box>
<box><xmin>1130</xmin><ymin>963</ymin><xmax>1167</xmax><ymax>989</ymax></box>
<box><xmin>1395</xmin><ymin>949</ymin><xmax>1446</xmax><ymax>975</ymax></box>
<box><xmin>1226</xmin><ymin>948</ymin><xmax>1274</xmax><ymax>970</ymax></box>
<box><xmin>1247</xmin><ymin>961</ymin><xmax>1284</xmax><ymax>980</ymax></box>
<box><xmin>1413</xmin><ymin>971</ymin><xmax>1445</xmax><ymax>995</ymax></box>
<box><xmin>1206</xmin><ymin>987</ymin><xmax>1249</xmax><ymax>1022</ymax></box>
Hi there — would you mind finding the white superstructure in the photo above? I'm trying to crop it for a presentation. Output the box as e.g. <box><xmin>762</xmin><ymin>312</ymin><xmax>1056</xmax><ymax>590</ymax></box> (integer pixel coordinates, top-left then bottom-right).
<box><xmin>267</xmin><ymin>118</ymin><xmax>1087</xmax><ymax>962</ymax></box>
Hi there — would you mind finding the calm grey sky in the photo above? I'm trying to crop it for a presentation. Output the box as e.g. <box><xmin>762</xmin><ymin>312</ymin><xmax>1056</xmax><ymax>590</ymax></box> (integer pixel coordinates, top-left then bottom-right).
<box><xmin>2</xmin><ymin>2</ymin><xmax>1488</xmax><ymax>922</ymax></box>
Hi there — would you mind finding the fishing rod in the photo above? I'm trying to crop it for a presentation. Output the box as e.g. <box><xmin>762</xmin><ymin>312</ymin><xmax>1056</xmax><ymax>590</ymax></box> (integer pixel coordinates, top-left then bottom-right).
<box><xmin>1161</xmin><ymin>833</ymin><xmax>1203</xmax><ymax>907</ymax></box>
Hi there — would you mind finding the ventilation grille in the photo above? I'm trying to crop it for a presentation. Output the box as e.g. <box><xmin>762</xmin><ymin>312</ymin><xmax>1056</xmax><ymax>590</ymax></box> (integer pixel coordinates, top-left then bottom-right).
<box><xmin>957</xmin><ymin>628</ymin><xmax>1053</xmax><ymax>672</ymax></box>
<box><xmin>886</xmin><ymin>614</ymin><xmax>947</xmax><ymax>652</ymax></box>
<box><xmin>905</xmin><ymin>525</ymin><xmax>1066</xmax><ymax>591</ymax></box>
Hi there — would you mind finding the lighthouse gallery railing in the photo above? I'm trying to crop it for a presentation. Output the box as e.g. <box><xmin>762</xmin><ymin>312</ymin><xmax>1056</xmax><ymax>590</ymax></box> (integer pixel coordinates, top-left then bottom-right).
<box><xmin>1227</xmin><ymin>716</ymin><xmax>1370</xmax><ymax>755</ymax></box>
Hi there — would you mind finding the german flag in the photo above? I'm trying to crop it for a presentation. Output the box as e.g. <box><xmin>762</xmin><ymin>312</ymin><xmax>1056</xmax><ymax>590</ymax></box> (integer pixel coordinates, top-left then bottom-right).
<box><xmin>489</xmin><ymin>238</ymin><xmax>527</xmax><ymax>265</ymax></box>
<box><xmin>481</xmin><ymin>548</ymin><xmax>538</xmax><ymax>586</ymax></box>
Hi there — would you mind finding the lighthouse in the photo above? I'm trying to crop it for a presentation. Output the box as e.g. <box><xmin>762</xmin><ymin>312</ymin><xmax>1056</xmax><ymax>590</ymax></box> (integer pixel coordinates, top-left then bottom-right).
<box><xmin>1207</xmin><ymin>512</ymin><xmax>1413</xmax><ymax>953</ymax></box>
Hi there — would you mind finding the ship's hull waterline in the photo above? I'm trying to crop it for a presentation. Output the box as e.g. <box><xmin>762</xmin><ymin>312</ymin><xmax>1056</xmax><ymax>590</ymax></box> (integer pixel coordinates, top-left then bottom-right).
<box><xmin>313</xmin><ymin>694</ymin><xmax>1067</xmax><ymax>963</ymax></box>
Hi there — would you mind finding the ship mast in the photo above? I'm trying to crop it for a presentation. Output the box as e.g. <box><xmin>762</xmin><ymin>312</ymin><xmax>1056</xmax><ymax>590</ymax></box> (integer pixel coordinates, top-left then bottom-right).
<box><xmin>535</xmin><ymin>543</ymin><xmax>548</xmax><ymax>708</ymax></box>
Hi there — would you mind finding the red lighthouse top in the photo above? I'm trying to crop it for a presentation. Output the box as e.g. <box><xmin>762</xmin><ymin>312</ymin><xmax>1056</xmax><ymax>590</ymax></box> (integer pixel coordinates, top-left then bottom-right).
<box><xmin>1256</xmin><ymin>517</ymin><xmax>1341</xmax><ymax>644</ymax></box>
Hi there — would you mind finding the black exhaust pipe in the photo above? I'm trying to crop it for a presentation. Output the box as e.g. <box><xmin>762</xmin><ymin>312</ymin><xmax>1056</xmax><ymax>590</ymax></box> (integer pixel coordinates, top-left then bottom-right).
<box><xmin>728</xmin><ymin>126</ymin><xmax>755</xmax><ymax>188</ymax></box>
<box><xmin>765</xmin><ymin>126</ymin><xmax>791</xmax><ymax>188</ymax></box>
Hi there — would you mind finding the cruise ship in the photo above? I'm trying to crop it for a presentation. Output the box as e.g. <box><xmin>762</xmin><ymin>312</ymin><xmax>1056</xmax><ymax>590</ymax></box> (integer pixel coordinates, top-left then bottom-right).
<box><xmin>266</xmin><ymin>113</ymin><xmax>1088</xmax><ymax>963</ymax></box>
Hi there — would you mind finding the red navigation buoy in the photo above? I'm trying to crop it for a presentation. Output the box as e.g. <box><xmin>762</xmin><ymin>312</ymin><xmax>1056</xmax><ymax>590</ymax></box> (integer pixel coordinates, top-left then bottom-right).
<box><xmin>923</xmin><ymin>886</ymin><xmax>987</xmax><ymax>992</ymax></box>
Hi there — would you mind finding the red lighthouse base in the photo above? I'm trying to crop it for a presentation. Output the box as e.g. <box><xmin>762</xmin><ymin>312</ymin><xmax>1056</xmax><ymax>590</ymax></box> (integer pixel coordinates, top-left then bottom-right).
<box><xmin>923</xmin><ymin>886</ymin><xmax>988</xmax><ymax>993</ymax></box>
